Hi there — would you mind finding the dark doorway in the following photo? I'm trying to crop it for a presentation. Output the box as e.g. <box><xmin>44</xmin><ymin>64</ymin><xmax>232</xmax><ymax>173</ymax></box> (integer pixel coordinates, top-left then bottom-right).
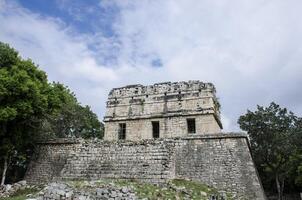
<box><xmin>118</xmin><ymin>123</ymin><xmax>126</xmax><ymax>140</ymax></box>
<box><xmin>187</xmin><ymin>118</ymin><xmax>196</xmax><ymax>134</ymax></box>
<box><xmin>152</xmin><ymin>121</ymin><xmax>160</xmax><ymax>138</ymax></box>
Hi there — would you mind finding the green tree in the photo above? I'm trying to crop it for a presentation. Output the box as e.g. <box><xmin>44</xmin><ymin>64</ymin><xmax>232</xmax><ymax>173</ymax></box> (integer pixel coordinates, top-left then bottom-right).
<box><xmin>288</xmin><ymin>118</ymin><xmax>302</xmax><ymax>189</ymax></box>
<box><xmin>75</xmin><ymin>105</ymin><xmax>104</xmax><ymax>139</ymax></box>
<box><xmin>0</xmin><ymin>42</ymin><xmax>103</xmax><ymax>184</ymax></box>
<box><xmin>43</xmin><ymin>82</ymin><xmax>104</xmax><ymax>139</ymax></box>
<box><xmin>0</xmin><ymin>42</ymin><xmax>49</xmax><ymax>185</ymax></box>
<box><xmin>238</xmin><ymin>102</ymin><xmax>300</xmax><ymax>199</ymax></box>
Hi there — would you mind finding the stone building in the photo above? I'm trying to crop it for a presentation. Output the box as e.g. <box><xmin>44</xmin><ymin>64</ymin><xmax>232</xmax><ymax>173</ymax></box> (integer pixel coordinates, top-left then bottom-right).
<box><xmin>104</xmin><ymin>81</ymin><xmax>223</xmax><ymax>140</ymax></box>
<box><xmin>25</xmin><ymin>80</ymin><xmax>267</xmax><ymax>199</ymax></box>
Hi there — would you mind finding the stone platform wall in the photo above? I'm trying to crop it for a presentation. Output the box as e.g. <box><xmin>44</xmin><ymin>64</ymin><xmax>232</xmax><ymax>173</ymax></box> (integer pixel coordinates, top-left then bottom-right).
<box><xmin>25</xmin><ymin>133</ymin><xmax>266</xmax><ymax>200</ymax></box>
<box><xmin>25</xmin><ymin>139</ymin><xmax>78</xmax><ymax>183</ymax></box>
<box><xmin>61</xmin><ymin>140</ymin><xmax>176</xmax><ymax>183</ymax></box>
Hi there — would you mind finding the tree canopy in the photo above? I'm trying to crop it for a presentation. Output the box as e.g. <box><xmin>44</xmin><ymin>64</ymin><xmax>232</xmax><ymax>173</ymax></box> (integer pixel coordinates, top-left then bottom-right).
<box><xmin>238</xmin><ymin>102</ymin><xmax>302</xmax><ymax>199</ymax></box>
<box><xmin>0</xmin><ymin>42</ymin><xmax>103</xmax><ymax>185</ymax></box>
<box><xmin>43</xmin><ymin>82</ymin><xmax>104</xmax><ymax>139</ymax></box>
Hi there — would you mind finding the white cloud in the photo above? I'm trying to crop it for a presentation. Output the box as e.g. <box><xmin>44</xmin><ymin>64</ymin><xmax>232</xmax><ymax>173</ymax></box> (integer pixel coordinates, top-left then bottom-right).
<box><xmin>1</xmin><ymin>0</ymin><xmax>302</xmax><ymax>131</ymax></box>
<box><xmin>110</xmin><ymin>0</ymin><xmax>302</xmax><ymax>130</ymax></box>
<box><xmin>0</xmin><ymin>0</ymin><xmax>119</xmax><ymax>119</ymax></box>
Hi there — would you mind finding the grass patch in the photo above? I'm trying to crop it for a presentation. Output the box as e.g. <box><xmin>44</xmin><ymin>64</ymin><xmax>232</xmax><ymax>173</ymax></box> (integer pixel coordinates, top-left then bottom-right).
<box><xmin>0</xmin><ymin>195</ymin><xmax>27</xmax><ymax>200</ymax></box>
<box><xmin>66</xmin><ymin>179</ymin><xmax>113</xmax><ymax>189</ymax></box>
<box><xmin>0</xmin><ymin>188</ymin><xmax>39</xmax><ymax>200</ymax></box>
<box><xmin>170</xmin><ymin>179</ymin><xmax>220</xmax><ymax>200</ymax></box>
<box><xmin>112</xmin><ymin>179</ymin><xmax>226</xmax><ymax>200</ymax></box>
<box><xmin>76</xmin><ymin>179</ymin><xmax>234</xmax><ymax>199</ymax></box>
<box><xmin>2</xmin><ymin>179</ymin><xmax>232</xmax><ymax>200</ymax></box>
<box><xmin>114</xmin><ymin>179</ymin><xmax>180</xmax><ymax>200</ymax></box>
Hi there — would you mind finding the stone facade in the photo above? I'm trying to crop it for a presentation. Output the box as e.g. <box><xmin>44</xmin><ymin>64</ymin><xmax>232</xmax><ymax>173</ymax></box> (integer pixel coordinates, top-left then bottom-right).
<box><xmin>25</xmin><ymin>81</ymin><xmax>266</xmax><ymax>199</ymax></box>
<box><xmin>104</xmin><ymin>81</ymin><xmax>222</xmax><ymax>140</ymax></box>
<box><xmin>25</xmin><ymin>134</ymin><xmax>266</xmax><ymax>199</ymax></box>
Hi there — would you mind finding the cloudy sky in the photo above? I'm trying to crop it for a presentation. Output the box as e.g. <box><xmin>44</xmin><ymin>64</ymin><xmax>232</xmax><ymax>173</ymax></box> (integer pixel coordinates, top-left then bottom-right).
<box><xmin>1</xmin><ymin>0</ymin><xmax>302</xmax><ymax>131</ymax></box>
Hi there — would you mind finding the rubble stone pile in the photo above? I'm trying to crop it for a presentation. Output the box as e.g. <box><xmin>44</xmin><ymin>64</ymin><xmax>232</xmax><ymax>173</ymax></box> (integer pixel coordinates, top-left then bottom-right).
<box><xmin>0</xmin><ymin>180</ymin><xmax>30</xmax><ymax>198</ymax></box>
<box><xmin>40</xmin><ymin>182</ymin><xmax>137</xmax><ymax>200</ymax></box>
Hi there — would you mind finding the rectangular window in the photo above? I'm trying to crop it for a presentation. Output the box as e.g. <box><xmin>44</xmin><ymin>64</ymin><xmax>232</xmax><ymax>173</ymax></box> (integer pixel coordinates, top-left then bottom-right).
<box><xmin>118</xmin><ymin>123</ymin><xmax>126</xmax><ymax>140</ymax></box>
<box><xmin>152</xmin><ymin>121</ymin><xmax>160</xmax><ymax>138</ymax></box>
<box><xmin>187</xmin><ymin>118</ymin><xmax>196</xmax><ymax>134</ymax></box>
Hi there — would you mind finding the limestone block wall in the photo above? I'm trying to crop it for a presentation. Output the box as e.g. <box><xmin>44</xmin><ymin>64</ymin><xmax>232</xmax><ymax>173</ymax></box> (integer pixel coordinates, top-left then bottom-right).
<box><xmin>25</xmin><ymin>139</ymin><xmax>79</xmax><ymax>183</ymax></box>
<box><xmin>175</xmin><ymin>135</ymin><xmax>265</xmax><ymax>200</ymax></box>
<box><xmin>104</xmin><ymin>114</ymin><xmax>221</xmax><ymax>140</ymax></box>
<box><xmin>25</xmin><ymin>133</ymin><xmax>266</xmax><ymax>200</ymax></box>
<box><xmin>60</xmin><ymin>140</ymin><xmax>176</xmax><ymax>183</ymax></box>
<box><xmin>104</xmin><ymin>81</ymin><xmax>223</xmax><ymax>140</ymax></box>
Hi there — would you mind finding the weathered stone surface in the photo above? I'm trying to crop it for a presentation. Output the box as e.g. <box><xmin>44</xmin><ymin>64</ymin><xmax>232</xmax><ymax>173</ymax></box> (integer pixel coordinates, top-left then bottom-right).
<box><xmin>25</xmin><ymin>133</ymin><xmax>266</xmax><ymax>199</ymax></box>
<box><xmin>0</xmin><ymin>180</ymin><xmax>37</xmax><ymax>198</ymax></box>
<box><xmin>104</xmin><ymin>81</ymin><xmax>222</xmax><ymax>140</ymax></box>
<box><xmin>24</xmin><ymin>81</ymin><xmax>266</xmax><ymax>199</ymax></box>
<box><xmin>32</xmin><ymin>182</ymin><xmax>137</xmax><ymax>200</ymax></box>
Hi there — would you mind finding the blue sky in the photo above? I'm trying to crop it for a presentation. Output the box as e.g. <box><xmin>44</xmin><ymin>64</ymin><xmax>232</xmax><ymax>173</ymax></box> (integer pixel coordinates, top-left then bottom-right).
<box><xmin>1</xmin><ymin>0</ymin><xmax>302</xmax><ymax>131</ymax></box>
<box><xmin>18</xmin><ymin>0</ymin><xmax>117</xmax><ymax>35</ymax></box>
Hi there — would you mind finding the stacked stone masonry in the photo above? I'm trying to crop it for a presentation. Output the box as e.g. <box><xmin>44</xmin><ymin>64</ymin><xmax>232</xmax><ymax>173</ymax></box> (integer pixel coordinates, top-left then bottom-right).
<box><xmin>104</xmin><ymin>81</ymin><xmax>222</xmax><ymax>140</ymax></box>
<box><xmin>25</xmin><ymin>134</ymin><xmax>266</xmax><ymax>200</ymax></box>
<box><xmin>25</xmin><ymin>81</ymin><xmax>266</xmax><ymax>199</ymax></box>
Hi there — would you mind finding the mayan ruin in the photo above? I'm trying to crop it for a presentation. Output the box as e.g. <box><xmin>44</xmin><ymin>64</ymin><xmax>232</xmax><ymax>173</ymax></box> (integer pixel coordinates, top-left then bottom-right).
<box><xmin>24</xmin><ymin>81</ymin><xmax>267</xmax><ymax>199</ymax></box>
<box><xmin>2</xmin><ymin>1</ymin><xmax>301</xmax><ymax>198</ymax></box>
<box><xmin>104</xmin><ymin>81</ymin><xmax>222</xmax><ymax>140</ymax></box>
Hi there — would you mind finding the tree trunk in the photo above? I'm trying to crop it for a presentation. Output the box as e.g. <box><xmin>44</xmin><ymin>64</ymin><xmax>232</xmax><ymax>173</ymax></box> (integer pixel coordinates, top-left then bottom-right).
<box><xmin>276</xmin><ymin>174</ymin><xmax>283</xmax><ymax>200</ymax></box>
<box><xmin>281</xmin><ymin>178</ymin><xmax>285</xmax><ymax>200</ymax></box>
<box><xmin>1</xmin><ymin>156</ymin><xmax>8</xmax><ymax>185</ymax></box>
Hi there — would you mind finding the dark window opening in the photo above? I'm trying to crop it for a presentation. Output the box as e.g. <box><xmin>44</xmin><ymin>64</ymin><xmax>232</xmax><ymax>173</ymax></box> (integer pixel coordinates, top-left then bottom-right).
<box><xmin>152</xmin><ymin>121</ymin><xmax>160</xmax><ymax>138</ymax></box>
<box><xmin>187</xmin><ymin>118</ymin><xmax>196</xmax><ymax>134</ymax></box>
<box><xmin>118</xmin><ymin>123</ymin><xmax>126</xmax><ymax>140</ymax></box>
